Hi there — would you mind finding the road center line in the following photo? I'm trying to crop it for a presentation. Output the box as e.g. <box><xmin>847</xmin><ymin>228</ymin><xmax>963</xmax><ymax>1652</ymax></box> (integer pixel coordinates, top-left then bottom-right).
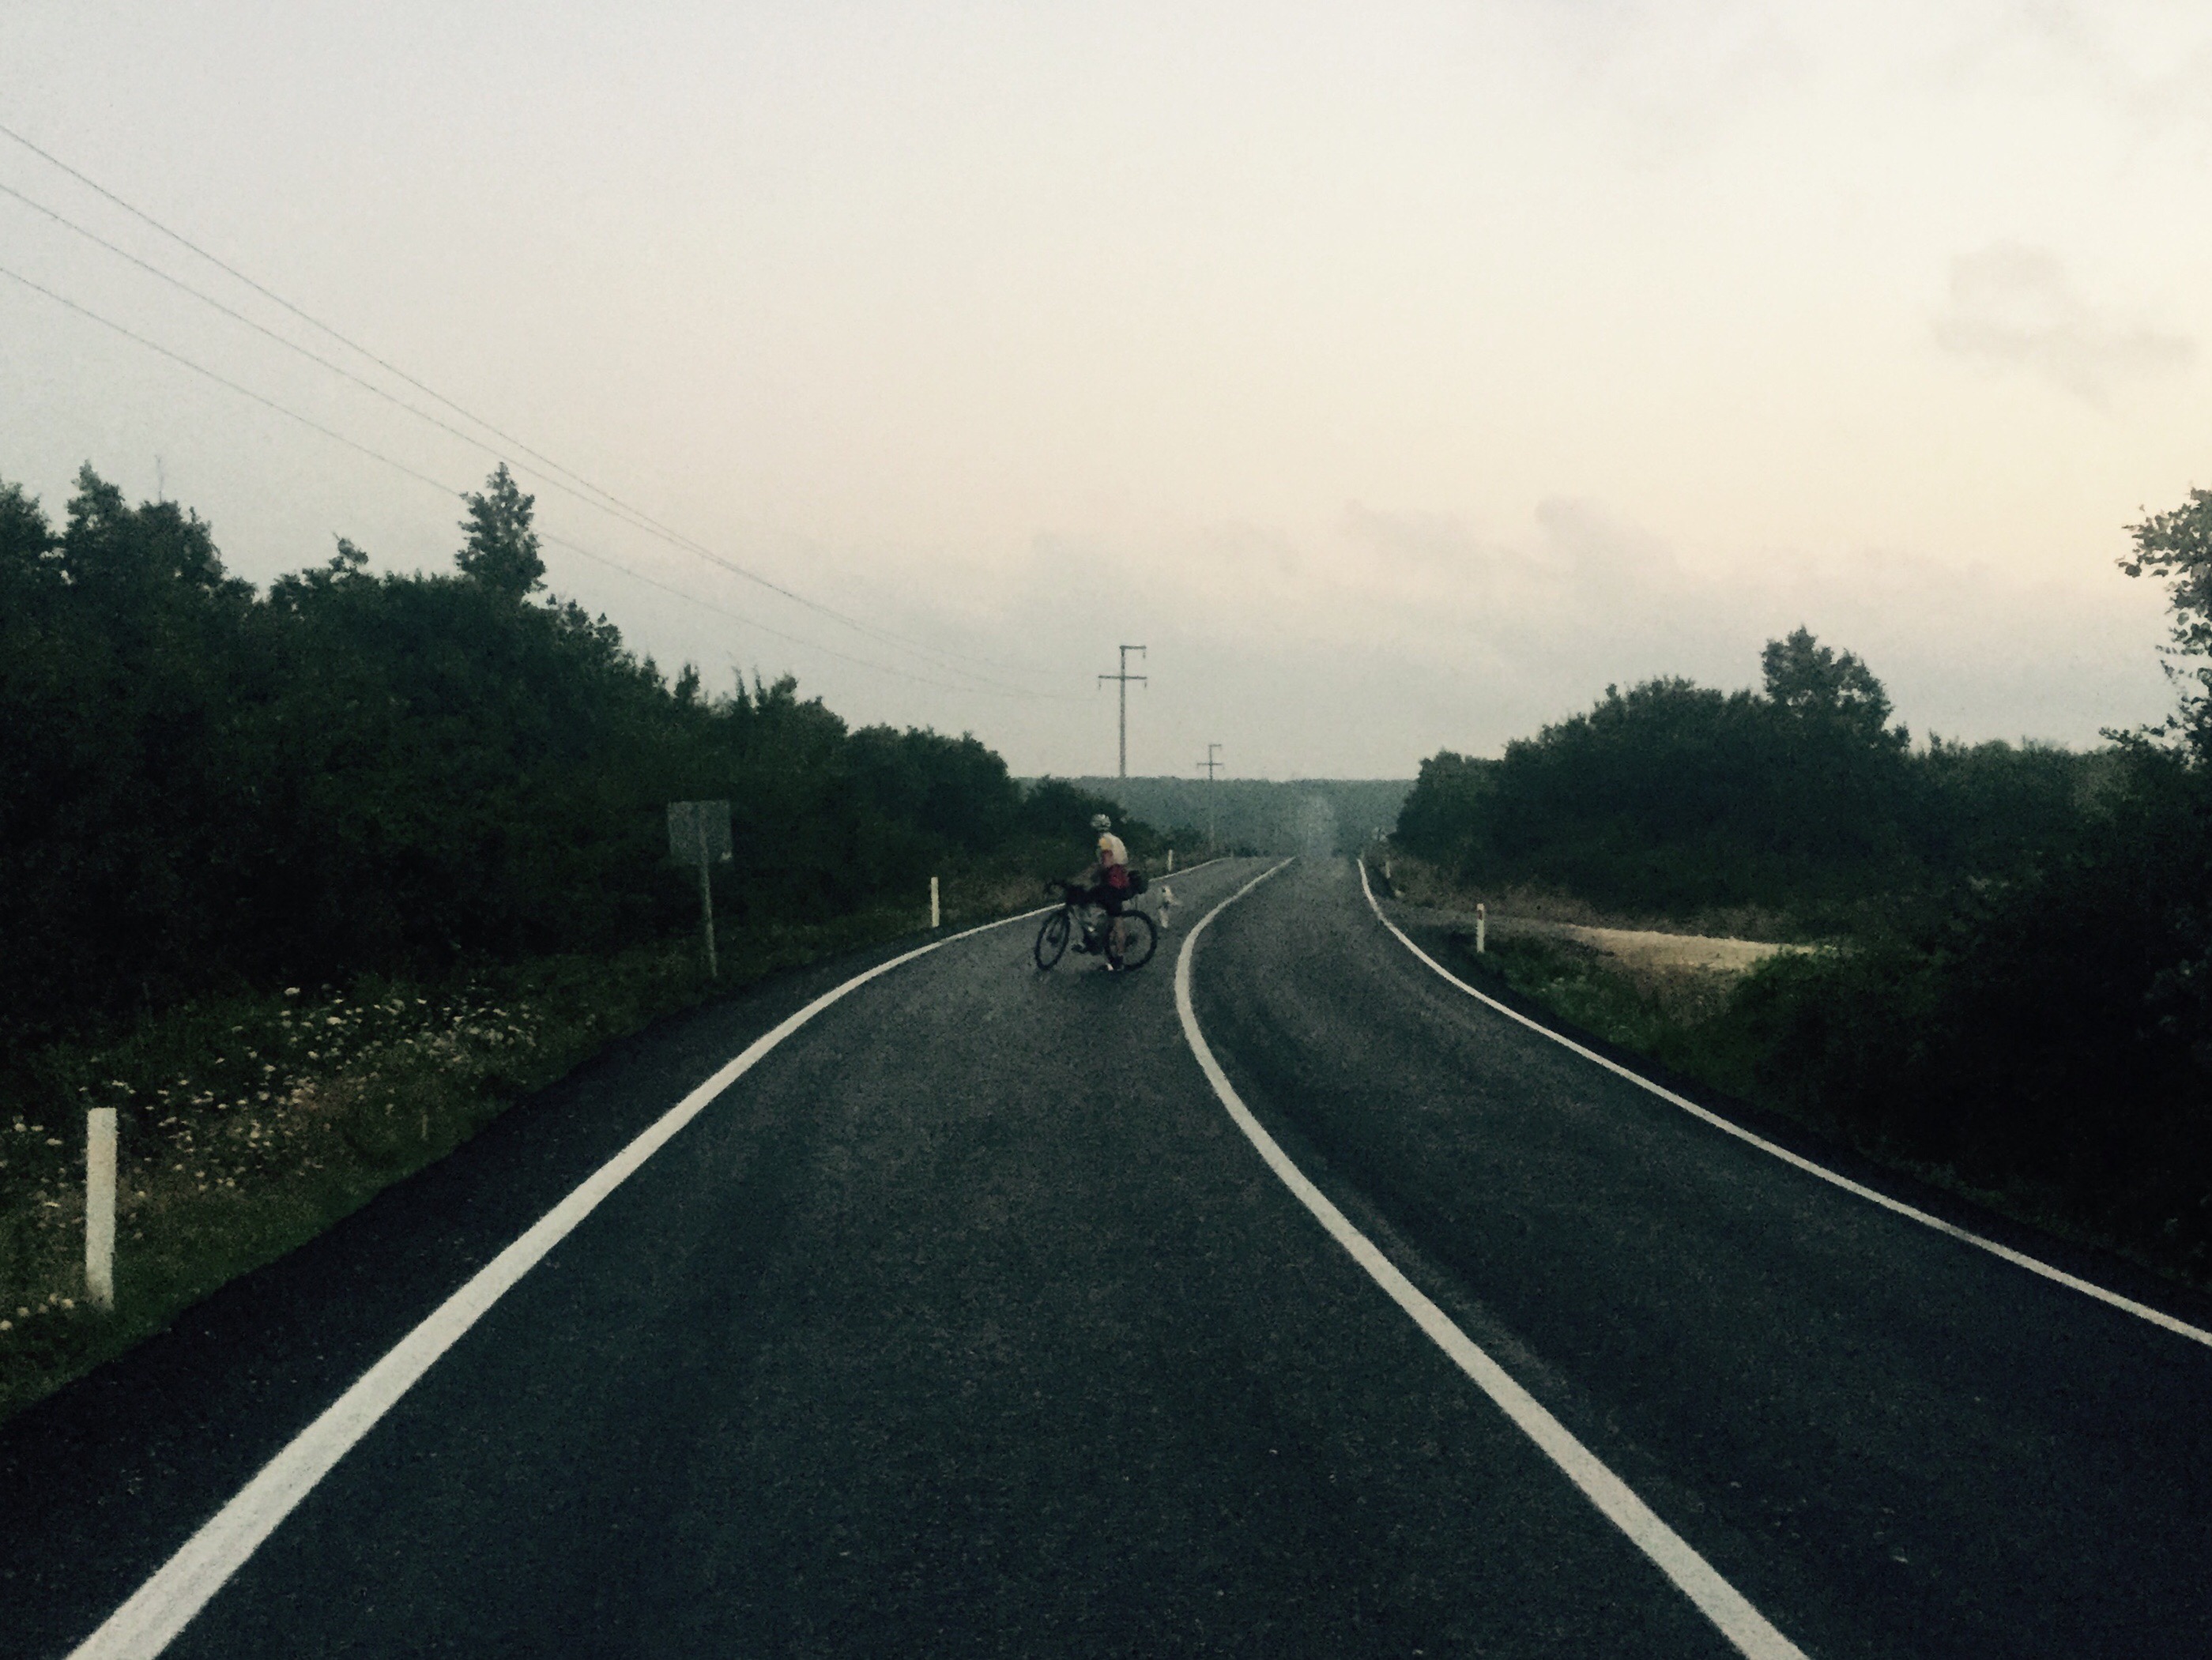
<box><xmin>68</xmin><ymin>899</ymin><xmax>1065</xmax><ymax>1660</ymax></box>
<box><xmin>1355</xmin><ymin>858</ymin><xmax>2212</xmax><ymax>1351</ymax></box>
<box><xmin>1176</xmin><ymin>861</ymin><xmax>1807</xmax><ymax>1660</ymax></box>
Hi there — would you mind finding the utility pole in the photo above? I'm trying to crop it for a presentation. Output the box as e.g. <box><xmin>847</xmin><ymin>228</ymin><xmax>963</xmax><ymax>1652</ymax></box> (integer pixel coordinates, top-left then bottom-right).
<box><xmin>1198</xmin><ymin>743</ymin><xmax>1223</xmax><ymax>847</ymax></box>
<box><xmin>1098</xmin><ymin>645</ymin><xmax>1147</xmax><ymax>779</ymax></box>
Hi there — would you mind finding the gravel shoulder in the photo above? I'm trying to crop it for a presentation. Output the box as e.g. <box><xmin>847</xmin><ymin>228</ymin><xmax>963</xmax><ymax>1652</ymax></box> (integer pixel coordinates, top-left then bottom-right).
<box><xmin>1408</xmin><ymin>905</ymin><xmax>1798</xmax><ymax>973</ymax></box>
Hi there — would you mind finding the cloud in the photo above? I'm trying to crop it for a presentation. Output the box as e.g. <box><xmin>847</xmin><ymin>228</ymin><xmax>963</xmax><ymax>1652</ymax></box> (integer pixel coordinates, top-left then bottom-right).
<box><xmin>1515</xmin><ymin>0</ymin><xmax>1808</xmax><ymax>162</ymax></box>
<box><xmin>1932</xmin><ymin>243</ymin><xmax>2195</xmax><ymax>404</ymax></box>
<box><xmin>1946</xmin><ymin>2</ymin><xmax>2212</xmax><ymax>143</ymax></box>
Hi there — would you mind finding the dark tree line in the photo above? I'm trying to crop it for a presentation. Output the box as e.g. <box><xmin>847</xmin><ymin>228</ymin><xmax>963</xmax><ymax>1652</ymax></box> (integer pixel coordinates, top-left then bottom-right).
<box><xmin>1395</xmin><ymin>493</ymin><xmax>2212</xmax><ymax>1274</ymax></box>
<box><xmin>0</xmin><ymin>465</ymin><xmax>1134</xmax><ymax>1061</ymax></box>
<box><xmin>1397</xmin><ymin>627</ymin><xmax>2101</xmax><ymax>922</ymax></box>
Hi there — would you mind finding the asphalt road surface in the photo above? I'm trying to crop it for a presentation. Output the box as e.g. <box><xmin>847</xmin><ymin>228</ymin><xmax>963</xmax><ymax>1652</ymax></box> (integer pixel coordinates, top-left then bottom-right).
<box><xmin>6</xmin><ymin>856</ymin><xmax>2210</xmax><ymax>1657</ymax></box>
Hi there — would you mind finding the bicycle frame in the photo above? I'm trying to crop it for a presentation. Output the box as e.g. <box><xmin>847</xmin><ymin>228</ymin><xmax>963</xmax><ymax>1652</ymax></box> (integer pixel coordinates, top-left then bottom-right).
<box><xmin>1037</xmin><ymin>879</ymin><xmax>1155</xmax><ymax>972</ymax></box>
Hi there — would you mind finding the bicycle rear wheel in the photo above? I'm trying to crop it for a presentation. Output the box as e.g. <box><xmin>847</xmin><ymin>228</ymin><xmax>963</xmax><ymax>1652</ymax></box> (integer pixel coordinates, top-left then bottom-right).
<box><xmin>1034</xmin><ymin>909</ymin><xmax>1071</xmax><ymax>969</ymax></box>
<box><xmin>1106</xmin><ymin>909</ymin><xmax>1157</xmax><ymax>971</ymax></box>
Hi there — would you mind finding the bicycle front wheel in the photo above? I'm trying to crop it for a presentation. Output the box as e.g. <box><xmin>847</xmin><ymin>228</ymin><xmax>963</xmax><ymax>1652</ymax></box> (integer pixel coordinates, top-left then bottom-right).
<box><xmin>1106</xmin><ymin>909</ymin><xmax>1157</xmax><ymax>971</ymax></box>
<box><xmin>1034</xmin><ymin>909</ymin><xmax>1071</xmax><ymax>969</ymax></box>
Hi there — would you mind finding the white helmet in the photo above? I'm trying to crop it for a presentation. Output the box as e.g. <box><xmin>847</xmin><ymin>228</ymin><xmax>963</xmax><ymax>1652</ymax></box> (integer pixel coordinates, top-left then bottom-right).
<box><xmin>1091</xmin><ymin>813</ymin><xmax>1112</xmax><ymax>831</ymax></box>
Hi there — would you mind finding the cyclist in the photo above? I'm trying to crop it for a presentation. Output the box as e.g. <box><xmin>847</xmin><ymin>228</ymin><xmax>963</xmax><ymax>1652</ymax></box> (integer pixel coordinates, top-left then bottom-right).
<box><xmin>1074</xmin><ymin>812</ymin><xmax>1133</xmax><ymax>963</ymax></box>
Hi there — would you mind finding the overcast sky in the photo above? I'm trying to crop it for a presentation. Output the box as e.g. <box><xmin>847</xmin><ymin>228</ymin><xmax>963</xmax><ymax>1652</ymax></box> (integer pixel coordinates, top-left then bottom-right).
<box><xmin>5</xmin><ymin>2</ymin><xmax>2208</xmax><ymax>777</ymax></box>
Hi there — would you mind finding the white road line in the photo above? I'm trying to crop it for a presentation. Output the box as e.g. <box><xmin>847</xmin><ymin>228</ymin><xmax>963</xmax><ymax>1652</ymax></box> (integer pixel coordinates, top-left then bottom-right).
<box><xmin>67</xmin><ymin>899</ymin><xmax>1072</xmax><ymax>1660</ymax></box>
<box><xmin>1176</xmin><ymin>862</ymin><xmax>1808</xmax><ymax>1660</ymax></box>
<box><xmin>1355</xmin><ymin>858</ymin><xmax>2212</xmax><ymax>1352</ymax></box>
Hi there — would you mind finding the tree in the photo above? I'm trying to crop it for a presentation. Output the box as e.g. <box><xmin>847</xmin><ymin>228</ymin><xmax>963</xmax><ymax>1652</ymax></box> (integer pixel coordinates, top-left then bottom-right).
<box><xmin>455</xmin><ymin>463</ymin><xmax>545</xmax><ymax>598</ymax></box>
<box><xmin>2120</xmin><ymin>486</ymin><xmax>2212</xmax><ymax>747</ymax></box>
<box><xmin>1760</xmin><ymin>626</ymin><xmax>1904</xmax><ymax>749</ymax></box>
<box><xmin>1394</xmin><ymin>751</ymin><xmax>1492</xmax><ymax>868</ymax></box>
<box><xmin>0</xmin><ymin>478</ymin><xmax>52</xmax><ymax>573</ymax></box>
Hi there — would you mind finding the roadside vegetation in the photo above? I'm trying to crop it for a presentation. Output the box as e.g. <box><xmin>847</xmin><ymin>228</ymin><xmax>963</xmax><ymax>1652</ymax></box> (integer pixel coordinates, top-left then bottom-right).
<box><xmin>1392</xmin><ymin>486</ymin><xmax>2212</xmax><ymax>1290</ymax></box>
<box><xmin>0</xmin><ymin>463</ymin><xmax>1168</xmax><ymax>1421</ymax></box>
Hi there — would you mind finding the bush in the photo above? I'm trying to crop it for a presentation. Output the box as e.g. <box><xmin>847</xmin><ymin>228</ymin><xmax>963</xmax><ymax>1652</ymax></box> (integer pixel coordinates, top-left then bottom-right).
<box><xmin>1393</xmin><ymin>634</ymin><xmax>2100</xmax><ymax>926</ymax></box>
<box><xmin>0</xmin><ymin>467</ymin><xmax>1083</xmax><ymax>1064</ymax></box>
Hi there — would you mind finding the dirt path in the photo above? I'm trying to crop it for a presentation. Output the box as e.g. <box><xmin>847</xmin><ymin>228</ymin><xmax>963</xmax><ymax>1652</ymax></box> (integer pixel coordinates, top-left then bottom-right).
<box><xmin>1540</xmin><ymin>922</ymin><xmax>1795</xmax><ymax>973</ymax></box>
<box><xmin>1415</xmin><ymin>909</ymin><xmax>1796</xmax><ymax>974</ymax></box>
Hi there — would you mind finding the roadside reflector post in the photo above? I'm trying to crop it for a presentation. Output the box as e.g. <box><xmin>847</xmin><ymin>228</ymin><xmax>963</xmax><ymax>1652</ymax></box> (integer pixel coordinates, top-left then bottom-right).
<box><xmin>1383</xmin><ymin>858</ymin><xmax>1392</xmax><ymax>884</ymax></box>
<box><xmin>1476</xmin><ymin>902</ymin><xmax>1487</xmax><ymax>954</ymax></box>
<box><xmin>930</xmin><ymin>875</ymin><xmax>941</xmax><ymax>930</ymax></box>
<box><xmin>1166</xmin><ymin>848</ymin><xmax>1174</xmax><ymax>873</ymax></box>
<box><xmin>86</xmin><ymin>1107</ymin><xmax>117</xmax><ymax>1310</ymax></box>
<box><xmin>667</xmin><ymin>800</ymin><xmax>733</xmax><ymax>979</ymax></box>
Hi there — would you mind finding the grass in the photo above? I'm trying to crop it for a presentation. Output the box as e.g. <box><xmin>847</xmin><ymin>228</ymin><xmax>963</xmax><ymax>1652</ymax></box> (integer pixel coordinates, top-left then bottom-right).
<box><xmin>1381</xmin><ymin>856</ymin><xmax>2212</xmax><ymax>1296</ymax></box>
<box><xmin>0</xmin><ymin>869</ymin><xmax>1050</xmax><ymax>1427</ymax></box>
<box><xmin>1378</xmin><ymin>850</ymin><xmax>1806</xmax><ymax>944</ymax></box>
<box><xmin>1464</xmin><ymin>931</ymin><xmax>1769</xmax><ymax>1096</ymax></box>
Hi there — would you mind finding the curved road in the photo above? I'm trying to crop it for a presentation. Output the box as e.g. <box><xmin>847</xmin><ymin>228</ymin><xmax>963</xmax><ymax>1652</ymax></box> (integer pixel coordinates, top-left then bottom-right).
<box><xmin>5</xmin><ymin>856</ymin><xmax>2210</xmax><ymax>1656</ymax></box>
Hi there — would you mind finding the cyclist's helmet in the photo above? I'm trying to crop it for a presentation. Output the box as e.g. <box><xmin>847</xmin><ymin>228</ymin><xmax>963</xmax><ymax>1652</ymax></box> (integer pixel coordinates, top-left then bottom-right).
<box><xmin>1091</xmin><ymin>813</ymin><xmax>1112</xmax><ymax>831</ymax></box>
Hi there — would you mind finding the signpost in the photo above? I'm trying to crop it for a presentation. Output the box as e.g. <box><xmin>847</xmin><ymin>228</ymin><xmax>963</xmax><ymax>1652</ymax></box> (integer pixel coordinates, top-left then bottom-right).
<box><xmin>667</xmin><ymin>800</ymin><xmax>733</xmax><ymax>977</ymax></box>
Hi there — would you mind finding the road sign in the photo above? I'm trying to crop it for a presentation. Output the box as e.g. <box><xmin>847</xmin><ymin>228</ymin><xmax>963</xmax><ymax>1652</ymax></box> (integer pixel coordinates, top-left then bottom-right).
<box><xmin>667</xmin><ymin>800</ymin><xmax>732</xmax><ymax>866</ymax></box>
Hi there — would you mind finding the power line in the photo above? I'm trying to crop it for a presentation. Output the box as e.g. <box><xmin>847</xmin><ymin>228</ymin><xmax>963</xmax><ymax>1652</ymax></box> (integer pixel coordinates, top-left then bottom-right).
<box><xmin>0</xmin><ymin>179</ymin><xmax>638</xmax><ymax>510</ymax></box>
<box><xmin>0</xmin><ymin>175</ymin><xmax>1051</xmax><ymax>700</ymax></box>
<box><xmin>0</xmin><ymin>262</ymin><xmax>1033</xmax><ymax>698</ymax></box>
<box><xmin>0</xmin><ymin>178</ymin><xmax>624</xmax><ymax>499</ymax></box>
<box><xmin>0</xmin><ymin>120</ymin><xmax>1072</xmax><ymax>699</ymax></box>
<box><xmin>1</xmin><ymin>178</ymin><xmax>1049</xmax><ymax>699</ymax></box>
<box><xmin>0</xmin><ymin>263</ymin><xmax>460</xmax><ymax>497</ymax></box>
<box><xmin>539</xmin><ymin>533</ymin><xmax>1046</xmax><ymax>698</ymax></box>
<box><xmin>0</xmin><ymin>126</ymin><xmax>657</xmax><ymax>520</ymax></box>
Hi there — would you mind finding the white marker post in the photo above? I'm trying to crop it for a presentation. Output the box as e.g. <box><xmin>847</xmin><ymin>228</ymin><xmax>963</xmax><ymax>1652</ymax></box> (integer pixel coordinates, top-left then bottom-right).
<box><xmin>1166</xmin><ymin>848</ymin><xmax>1174</xmax><ymax>873</ymax></box>
<box><xmin>930</xmin><ymin>875</ymin><xmax>941</xmax><ymax>930</ymax></box>
<box><xmin>1476</xmin><ymin>902</ymin><xmax>1487</xmax><ymax>954</ymax></box>
<box><xmin>85</xmin><ymin>1107</ymin><xmax>117</xmax><ymax>1310</ymax></box>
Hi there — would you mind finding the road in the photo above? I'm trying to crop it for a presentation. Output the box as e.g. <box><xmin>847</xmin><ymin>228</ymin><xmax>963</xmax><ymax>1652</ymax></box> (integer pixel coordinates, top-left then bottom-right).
<box><xmin>5</xmin><ymin>856</ymin><xmax>2210</xmax><ymax>1656</ymax></box>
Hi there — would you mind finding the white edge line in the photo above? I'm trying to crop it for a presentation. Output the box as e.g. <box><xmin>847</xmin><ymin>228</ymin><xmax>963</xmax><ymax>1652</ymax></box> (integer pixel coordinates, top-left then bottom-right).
<box><xmin>1355</xmin><ymin>858</ymin><xmax>2212</xmax><ymax>1352</ymax></box>
<box><xmin>1174</xmin><ymin>860</ymin><xmax>1807</xmax><ymax>1660</ymax></box>
<box><xmin>69</xmin><ymin>897</ymin><xmax>1076</xmax><ymax>1660</ymax></box>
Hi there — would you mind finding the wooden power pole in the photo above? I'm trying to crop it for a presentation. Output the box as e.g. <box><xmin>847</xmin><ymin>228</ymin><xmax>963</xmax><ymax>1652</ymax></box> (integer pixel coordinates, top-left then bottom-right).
<box><xmin>1098</xmin><ymin>645</ymin><xmax>1147</xmax><ymax>778</ymax></box>
<box><xmin>1198</xmin><ymin>743</ymin><xmax>1223</xmax><ymax>846</ymax></box>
